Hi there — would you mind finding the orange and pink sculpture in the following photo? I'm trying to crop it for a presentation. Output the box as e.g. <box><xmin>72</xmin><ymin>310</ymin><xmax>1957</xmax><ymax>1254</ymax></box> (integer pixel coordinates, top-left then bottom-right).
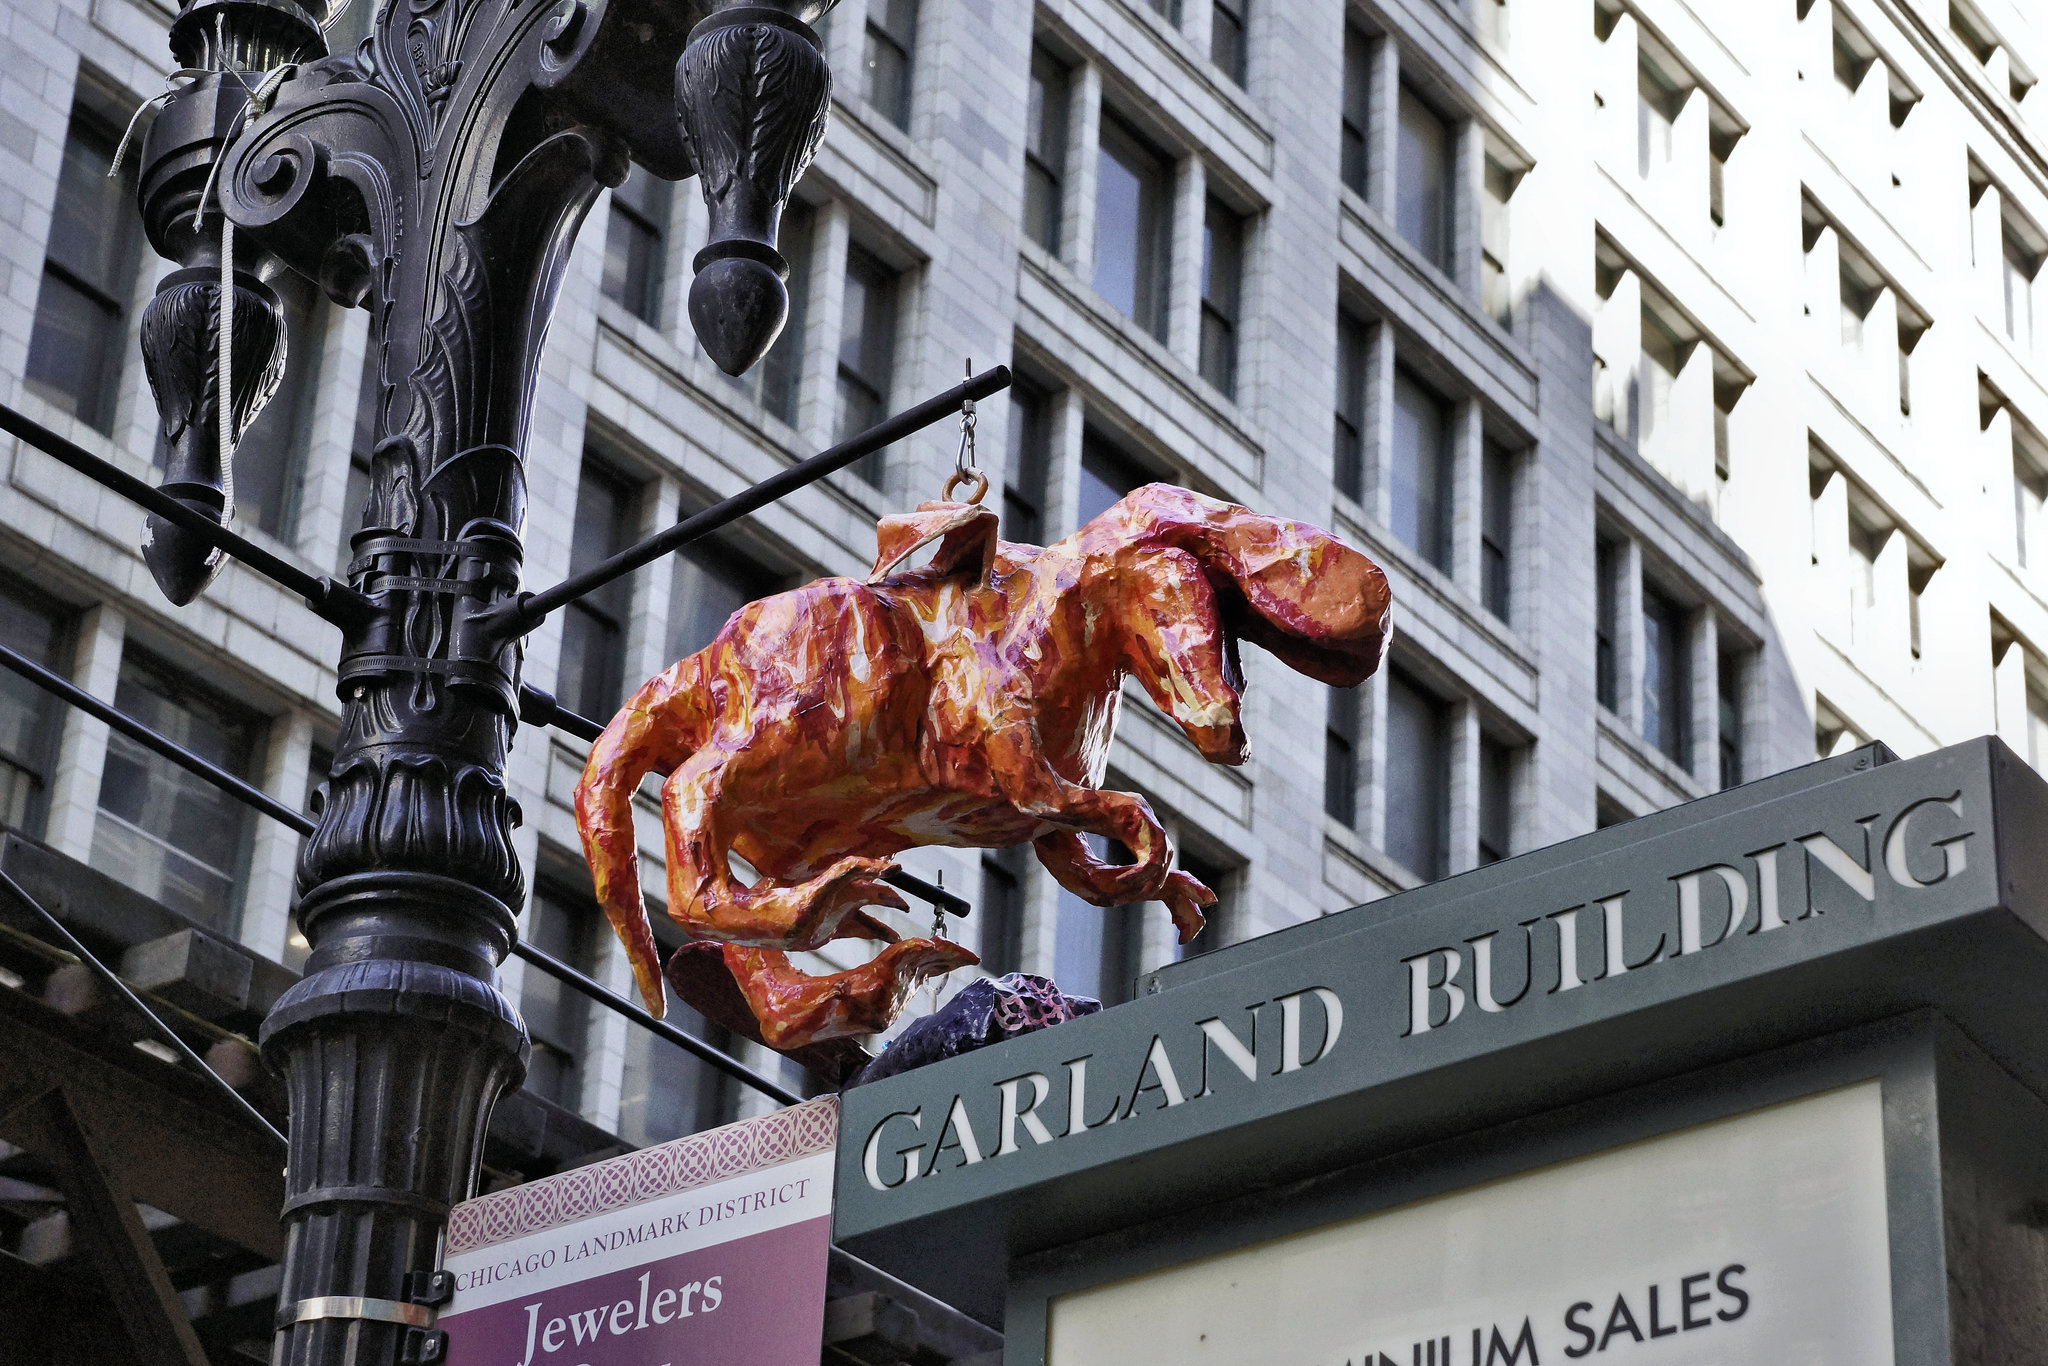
<box><xmin>574</xmin><ymin>484</ymin><xmax>1390</xmax><ymax>1054</ymax></box>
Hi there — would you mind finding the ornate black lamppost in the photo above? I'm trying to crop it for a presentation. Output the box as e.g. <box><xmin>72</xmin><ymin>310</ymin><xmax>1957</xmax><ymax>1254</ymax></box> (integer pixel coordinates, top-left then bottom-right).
<box><xmin>127</xmin><ymin>1</ymin><xmax>836</xmax><ymax>1361</ymax></box>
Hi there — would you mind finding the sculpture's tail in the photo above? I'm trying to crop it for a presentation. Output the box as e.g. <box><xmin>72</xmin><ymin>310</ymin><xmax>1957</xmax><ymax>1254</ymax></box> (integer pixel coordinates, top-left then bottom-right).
<box><xmin>572</xmin><ymin>659</ymin><xmax>703</xmax><ymax>1018</ymax></box>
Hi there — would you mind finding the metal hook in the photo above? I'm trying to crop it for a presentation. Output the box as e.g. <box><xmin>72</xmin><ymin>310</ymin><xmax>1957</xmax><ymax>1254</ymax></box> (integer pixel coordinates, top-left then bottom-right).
<box><xmin>945</xmin><ymin>357</ymin><xmax>984</xmax><ymax>503</ymax></box>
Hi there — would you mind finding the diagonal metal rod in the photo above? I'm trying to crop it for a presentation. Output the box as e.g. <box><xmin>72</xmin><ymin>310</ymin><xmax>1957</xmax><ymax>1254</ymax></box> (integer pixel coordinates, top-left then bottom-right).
<box><xmin>0</xmin><ymin>402</ymin><xmax>374</xmax><ymax>630</ymax></box>
<box><xmin>486</xmin><ymin>365</ymin><xmax>1014</xmax><ymax>636</ymax></box>
<box><xmin>0</xmin><ymin>864</ymin><xmax>289</xmax><ymax>1149</ymax></box>
<box><xmin>510</xmin><ymin>940</ymin><xmax>804</xmax><ymax>1107</ymax></box>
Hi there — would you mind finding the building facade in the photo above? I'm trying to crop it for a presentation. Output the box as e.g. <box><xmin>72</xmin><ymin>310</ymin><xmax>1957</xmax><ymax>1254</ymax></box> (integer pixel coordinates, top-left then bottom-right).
<box><xmin>0</xmin><ymin>0</ymin><xmax>2043</xmax><ymax>1147</ymax></box>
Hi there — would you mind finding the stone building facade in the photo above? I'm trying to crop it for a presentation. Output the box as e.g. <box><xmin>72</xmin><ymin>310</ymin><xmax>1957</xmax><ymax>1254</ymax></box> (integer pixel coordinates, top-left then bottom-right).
<box><xmin>0</xmin><ymin>0</ymin><xmax>2041</xmax><ymax>1144</ymax></box>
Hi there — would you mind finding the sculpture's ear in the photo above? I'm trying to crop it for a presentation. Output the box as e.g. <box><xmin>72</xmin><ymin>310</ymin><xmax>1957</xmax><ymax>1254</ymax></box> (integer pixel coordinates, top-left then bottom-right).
<box><xmin>868</xmin><ymin>501</ymin><xmax>1000</xmax><ymax>582</ymax></box>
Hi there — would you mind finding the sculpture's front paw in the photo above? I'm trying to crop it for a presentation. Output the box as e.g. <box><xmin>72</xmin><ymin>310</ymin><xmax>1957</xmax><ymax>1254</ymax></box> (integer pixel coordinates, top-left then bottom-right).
<box><xmin>1162</xmin><ymin>869</ymin><xmax>1216</xmax><ymax>944</ymax></box>
<box><xmin>793</xmin><ymin>855</ymin><xmax>911</xmax><ymax>948</ymax></box>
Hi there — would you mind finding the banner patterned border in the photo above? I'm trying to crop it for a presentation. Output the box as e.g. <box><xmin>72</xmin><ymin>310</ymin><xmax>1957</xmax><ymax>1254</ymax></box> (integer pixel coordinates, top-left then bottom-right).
<box><xmin>446</xmin><ymin>1096</ymin><xmax>839</xmax><ymax>1256</ymax></box>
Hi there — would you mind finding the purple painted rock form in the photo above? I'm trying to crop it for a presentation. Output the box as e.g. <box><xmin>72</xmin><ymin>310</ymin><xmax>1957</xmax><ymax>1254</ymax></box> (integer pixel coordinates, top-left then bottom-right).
<box><xmin>850</xmin><ymin>974</ymin><xmax>1102</xmax><ymax>1087</ymax></box>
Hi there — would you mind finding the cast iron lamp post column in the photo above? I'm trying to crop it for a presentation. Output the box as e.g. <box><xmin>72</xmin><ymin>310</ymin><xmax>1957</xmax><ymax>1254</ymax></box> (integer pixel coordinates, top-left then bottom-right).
<box><xmin>128</xmin><ymin>1</ymin><xmax>836</xmax><ymax>1361</ymax></box>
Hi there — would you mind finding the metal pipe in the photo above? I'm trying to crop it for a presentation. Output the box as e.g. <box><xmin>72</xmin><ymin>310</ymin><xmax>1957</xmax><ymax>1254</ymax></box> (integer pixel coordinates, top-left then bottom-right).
<box><xmin>489</xmin><ymin>366</ymin><xmax>1014</xmax><ymax>635</ymax></box>
<box><xmin>510</xmin><ymin>940</ymin><xmax>805</xmax><ymax>1107</ymax></box>
<box><xmin>0</xmin><ymin>403</ymin><xmax>375</xmax><ymax>630</ymax></box>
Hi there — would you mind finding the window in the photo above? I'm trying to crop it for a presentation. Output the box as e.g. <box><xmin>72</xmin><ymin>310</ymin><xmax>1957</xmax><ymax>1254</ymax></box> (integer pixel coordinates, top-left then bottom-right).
<box><xmin>0</xmin><ymin>578</ymin><xmax>68</xmax><ymax>838</ymax></box>
<box><xmin>1325</xmin><ymin>685</ymin><xmax>1360</xmax><ymax>828</ymax></box>
<box><xmin>2015</xmin><ymin>421</ymin><xmax>2048</xmax><ymax>571</ymax></box>
<box><xmin>617</xmin><ymin>909</ymin><xmax>738</xmax><ymax>1145</ymax></box>
<box><xmin>863</xmin><ymin>0</ymin><xmax>917</xmax><ymax>129</ymax></box>
<box><xmin>1709</xmin><ymin>129</ymin><xmax>1735</xmax><ymax>228</ymax></box>
<box><xmin>1340</xmin><ymin>28</ymin><xmax>1371</xmax><ymax>199</ymax></box>
<box><xmin>1481</xmin><ymin>441</ymin><xmax>1513</xmax><ymax>621</ymax></box>
<box><xmin>1210</xmin><ymin>0</ymin><xmax>1247</xmax><ymax>86</ymax></box>
<box><xmin>1596</xmin><ymin>537</ymin><xmax>1621</xmax><ymax>712</ymax></box>
<box><xmin>559</xmin><ymin>457</ymin><xmax>639</xmax><ymax>720</ymax></box>
<box><xmin>1833</xmin><ymin>24</ymin><xmax>1871</xmax><ymax>95</ymax></box>
<box><xmin>1718</xmin><ymin>648</ymin><xmax>1743</xmax><ymax>789</ymax></box>
<box><xmin>1390</xmin><ymin>367</ymin><xmax>1450</xmax><ymax>569</ymax></box>
<box><xmin>523</xmin><ymin>879</ymin><xmax>598</xmax><ymax>1110</ymax></box>
<box><xmin>91</xmin><ymin>649</ymin><xmax>259</xmax><ymax>933</ymax></box>
<box><xmin>235</xmin><ymin>269</ymin><xmax>324</xmax><ymax>539</ymax></box>
<box><xmin>1383</xmin><ymin>670</ymin><xmax>1448</xmax><ymax>881</ymax></box>
<box><xmin>730</xmin><ymin>199</ymin><xmax>812</xmax><ymax>425</ymax></box>
<box><xmin>1093</xmin><ymin>117</ymin><xmax>1172</xmax><ymax>340</ymax></box>
<box><xmin>978</xmin><ymin>845</ymin><xmax>1028</xmax><ymax>978</ymax></box>
<box><xmin>1637</xmin><ymin>309</ymin><xmax>1683</xmax><ymax>452</ymax></box>
<box><xmin>1024</xmin><ymin>47</ymin><xmax>1069</xmax><ymax>254</ymax></box>
<box><xmin>838</xmin><ymin>244</ymin><xmax>900</xmax><ymax>486</ymax></box>
<box><xmin>1952</xmin><ymin>1</ymin><xmax>2038</xmax><ymax>104</ymax></box>
<box><xmin>339</xmin><ymin>342</ymin><xmax>381</xmax><ymax>571</ymax></box>
<box><xmin>1640</xmin><ymin>585</ymin><xmax>1689</xmax><ymax>768</ymax></box>
<box><xmin>25</xmin><ymin>91</ymin><xmax>144</xmax><ymax>433</ymax></box>
<box><xmin>1637</xmin><ymin>59</ymin><xmax>1683</xmax><ymax>181</ymax></box>
<box><xmin>1054</xmin><ymin>834</ymin><xmax>1142</xmax><ymax>1005</ymax></box>
<box><xmin>1333</xmin><ymin>313</ymin><xmax>1368</xmax><ymax>502</ymax></box>
<box><xmin>1004</xmin><ymin>379</ymin><xmax>1052</xmax><ymax>545</ymax></box>
<box><xmin>1077</xmin><ymin>434</ymin><xmax>1150</xmax><ymax>529</ymax></box>
<box><xmin>2002</xmin><ymin>230</ymin><xmax>2037</xmax><ymax>350</ymax></box>
<box><xmin>1177</xmin><ymin>848</ymin><xmax>1232</xmax><ymax>956</ymax></box>
<box><xmin>1715</xmin><ymin>377</ymin><xmax>1741</xmax><ymax>481</ymax></box>
<box><xmin>1199</xmin><ymin>199</ymin><xmax>1244</xmax><ymax>398</ymax></box>
<box><xmin>668</xmin><ymin>533</ymin><xmax>780</xmax><ymax>663</ymax></box>
<box><xmin>602</xmin><ymin>163</ymin><xmax>671</xmax><ymax>327</ymax></box>
<box><xmin>1395</xmin><ymin>87</ymin><xmax>1450</xmax><ymax>269</ymax></box>
<box><xmin>1145</xmin><ymin>0</ymin><xmax>1184</xmax><ymax>22</ymax></box>
<box><xmin>1840</xmin><ymin>265</ymin><xmax>1877</xmax><ymax>352</ymax></box>
<box><xmin>1477</xmin><ymin>735</ymin><xmax>1512</xmax><ymax>866</ymax></box>
<box><xmin>1847</xmin><ymin>508</ymin><xmax>1886</xmax><ymax>647</ymax></box>
<box><xmin>1481</xmin><ymin>158</ymin><xmax>1513</xmax><ymax>324</ymax></box>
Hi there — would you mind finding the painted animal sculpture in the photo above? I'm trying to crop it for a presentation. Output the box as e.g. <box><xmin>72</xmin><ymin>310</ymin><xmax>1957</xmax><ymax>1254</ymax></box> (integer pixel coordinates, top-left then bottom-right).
<box><xmin>574</xmin><ymin>484</ymin><xmax>1392</xmax><ymax>1050</ymax></box>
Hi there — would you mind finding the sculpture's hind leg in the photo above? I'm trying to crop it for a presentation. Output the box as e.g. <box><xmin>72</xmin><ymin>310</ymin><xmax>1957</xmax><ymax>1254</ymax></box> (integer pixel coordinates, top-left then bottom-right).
<box><xmin>1034</xmin><ymin>831</ymin><xmax>1217</xmax><ymax>944</ymax></box>
<box><xmin>722</xmin><ymin>940</ymin><xmax>980</xmax><ymax>1048</ymax></box>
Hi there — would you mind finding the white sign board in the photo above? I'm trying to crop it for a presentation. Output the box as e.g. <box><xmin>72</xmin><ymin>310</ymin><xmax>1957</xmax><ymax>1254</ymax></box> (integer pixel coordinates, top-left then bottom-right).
<box><xmin>1048</xmin><ymin>1083</ymin><xmax>1894</xmax><ymax>1365</ymax></box>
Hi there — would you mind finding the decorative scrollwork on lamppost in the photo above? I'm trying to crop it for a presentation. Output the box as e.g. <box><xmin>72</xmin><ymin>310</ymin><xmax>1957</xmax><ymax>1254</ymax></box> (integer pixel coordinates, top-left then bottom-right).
<box><xmin>127</xmin><ymin>2</ymin><xmax>838</xmax><ymax>1362</ymax></box>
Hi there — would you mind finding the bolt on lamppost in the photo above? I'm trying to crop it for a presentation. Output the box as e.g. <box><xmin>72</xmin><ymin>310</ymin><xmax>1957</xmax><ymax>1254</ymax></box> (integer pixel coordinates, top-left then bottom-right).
<box><xmin>127</xmin><ymin>1</ymin><xmax>837</xmax><ymax>1361</ymax></box>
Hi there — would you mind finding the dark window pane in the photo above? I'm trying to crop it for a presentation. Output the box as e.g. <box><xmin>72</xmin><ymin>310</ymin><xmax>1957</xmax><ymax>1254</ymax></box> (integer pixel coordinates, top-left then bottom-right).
<box><xmin>1211</xmin><ymin>0</ymin><xmax>1247</xmax><ymax>85</ymax></box>
<box><xmin>864</xmin><ymin>0</ymin><xmax>917</xmax><ymax>128</ymax></box>
<box><xmin>1478</xmin><ymin>736</ymin><xmax>1511</xmax><ymax>865</ymax></box>
<box><xmin>91</xmin><ymin>649</ymin><xmax>259</xmax><ymax>932</ymax></box>
<box><xmin>1383</xmin><ymin>671</ymin><xmax>1448</xmax><ymax>881</ymax></box>
<box><xmin>1718</xmin><ymin>649</ymin><xmax>1743</xmax><ymax>789</ymax></box>
<box><xmin>1334</xmin><ymin>313</ymin><xmax>1367</xmax><ymax>500</ymax></box>
<box><xmin>668</xmin><ymin>535</ymin><xmax>780</xmax><ymax>663</ymax></box>
<box><xmin>1595</xmin><ymin>538</ymin><xmax>1619</xmax><ymax>711</ymax></box>
<box><xmin>602</xmin><ymin>164</ymin><xmax>670</xmax><ymax>326</ymax></box>
<box><xmin>24</xmin><ymin>270</ymin><xmax>124</xmax><ymax>431</ymax></box>
<box><xmin>1177</xmin><ymin>848</ymin><xmax>1231</xmax><ymax>957</ymax></box>
<box><xmin>1390</xmin><ymin>368</ymin><xmax>1450</xmax><ymax>568</ymax></box>
<box><xmin>1341</xmin><ymin>28</ymin><xmax>1371</xmax><ymax>197</ymax></box>
<box><xmin>523</xmin><ymin>881</ymin><xmax>598</xmax><ymax>1110</ymax></box>
<box><xmin>0</xmin><ymin>577</ymin><xmax>67</xmax><ymax>838</ymax></box>
<box><xmin>1396</xmin><ymin>87</ymin><xmax>1450</xmax><ymax>269</ymax></box>
<box><xmin>1077</xmin><ymin>435</ymin><xmax>1149</xmax><ymax>529</ymax></box>
<box><xmin>978</xmin><ymin>845</ymin><xmax>1028</xmax><ymax>978</ymax></box>
<box><xmin>236</xmin><ymin>268</ymin><xmax>324</xmax><ymax>539</ymax></box>
<box><xmin>1481</xmin><ymin>441</ymin><xmax>1513</xmax><ymax>620</ymax></box>
<box><xmin>839</xmin><ymin>244</ymin><xmax>899</xmax><ymax>486</ymax></box>
<box><xmin>1325</xmin><ymin>685</ymin><xmax>1359</xmax><ymax>828</ymax></box>
<box><xmin>26</xmin><ymin>100</ymin><xmax>140</xmax><ymax>433</ymax></box>
<box><xmin>1093</xmin><ymin>118</ymin><xmax>1170</xmax><ymax>340</ymax></box>
<box><xmin>1025</xmin><ymin>48</ymin><xmax>1068</xmax><ymax>254</ymax></box>
<box><xmin>728</xmin><ymin>200</ymin><xmax>812</xmax><ymax>424</ymax></box>
<box><xmin>1005</xmin><ymin>380</ymin><xmax>1052</xmax><ymax>545</ymax></box>
<box><xmin>559</xmin><ymin>459</ymin><xmax>640</xmax><ymax>719</ymax></box>
<box><xmin>1199</xmin><ymin>199</ymin><xmax>1243</xmax><ymax>398</ymax></box>
<box><xmin>1642</xmin><ymin>585</ymin><xmax>1690</xmax><ymax>767</ymax></box>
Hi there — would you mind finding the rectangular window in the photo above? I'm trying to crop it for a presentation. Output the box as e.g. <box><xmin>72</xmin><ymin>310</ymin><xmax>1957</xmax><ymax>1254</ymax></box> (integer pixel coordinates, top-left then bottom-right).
<box><xmin>1640</xmin><ymin>585</ymin><xmax>1690</xmax><ymax>767</ymax></box>
<box><xmin>978</xmin><ymin>845</ymin><xmax>1028</xmax><ymax>979</ymax></box>
<box><xmin>730</xmin><ymin>199</ymin><xmax>812</xmax><ymax>425</ymax></box>
<box><xmin>1481</xmin><ymin>158</ymin><xmax>1513</xmax><ymax>324</ymax></box>
<box><xmin>1093</xmin><ymin>116</ymin><xmax>1172</xmax><ymax>341</ymax></box>
<box><xmin>1333</xmin><ymin>313</ymin><xmax>1368</xmax><ymax>502</ymax></box>
<box><xmin>523</xmin><ymin>879</ymin><xmax>598</xmax><ymax>1111</ymax></box>
<box><xmin>25</xmin><ymin>93</ymin><xmax>144</xmax><ymax>433</ymax></box>
<box><xmin>1596</xmin><ymin>537</ymin><xmax>1620</xmax><ymax>712</ymax></box>
<box><xmin>1395</xmin><ymin>87</ymin><xmax>1450</xmax><ymax>269</ymax></box>
<box><xmin>2003</xmin><ymin>231</ymin><xmax>2037</xmax><ymax>349</ymax></box>
<box><xmin>237</xmin><ymin>269</ymin><xmax>324</xmax><ymax>539</ymax></box>
<box><xmin>1054</xmin><ymin>834</ymin><xmax>1141</xmax><ymax>1004</ymax></box>
<box><xmin>602</xmin><ymin>163</ymin><xmax>671</xmax><ymax>327</ymax></box>
<box><xmin>0</xmin><ymin>577</ymin><xmax>69</xmax><ymax>838</ymax></box>
<box><xmin>1637</xmin><ymin>310</ymin><xmax>1684</xmax><ymax>451</ymax></box>
<box><xmin>1383</xmin><ymin>670</ymin><xmax>1448</xmax><ymax>881</ymax></box>
<box><xmin>1177</xmin><ymin>848</ymin><xmax>1231</xmax><ymax>957</ymax></box>
<box><xmin>1024</xmin><ymin>47</ymin><xmax>1069</xmax><ymax>254</ymax></box>
<box><xmin>559</xmin><ymin>458</ymin><xmax>640</xmax><ymax>720</ymax></box>
<box><xmin>1325</xmin><ymin>685</ymin><xmax>1359</xmax><ymax>828</ymax></box>
<box><xmin>1146</xmin><ymin>0</ymin><xmax>1184</xmax><ymax>22</ymax></box>
<box><xmin>1199</xmin><ymin>198</ymin><xmax>1243</xmax><ymax>398</ymax></box>
<box><xmin>1390</xmin><ymin>367</ymin><xmax>1451</xmax><ymax>569</ymax></box>
<box><xmin>1477</xmin><ymin>735</ymin><xmax>1512</xmax><ymax>866</ymax></box>
<box><xmin>91</xmin><ymin>649</ymin><xmax>259</xmax><ymax>933</ymax></box>
<box><xmin>1340</xmin><ymin>28</ymin><xmax>1371</xmax><ymax>198</ymax></box>
<box><xmin>1077</xmin><ymin>434</ymin><xmax>1150</xmax><ymax>530</ymax></box>
<box><xmin>1847</xmin><ymin>511</ymin><xmax>1886</xmax><ymax>646</ymax></box>
<box><xmin>864</xmin><ymin>0</ymin><xmax>917</xmax><ymax>129</ymax></box>
<box><xmin>1481</xmin><ymin>441</ymin><xmax>1513</xmax><ymax>622</ymax></box>
<box><xmin>839</xmin><ymin>243</ymin><xmax>900</xmax><ymax>486</ymax></box>
<box><xmin>1211</xmin><ymin>0</ymin><xmax>1247</xmax><ymax>86</ymax></box>
<box><xmin>1637</xmin><ymin>61</ymin><xmax>1683</xmax><ymax>180</ymax></box>
<box><xmin>616</xmin><ymin>907</ymin><xmax>737</xmax><ymax>1145</ymax></box>
<box><xmin>1004</xmin><ymin>378</ymin><xmax>1052</xmax><ymax>545</ymax></box>
<box><xmin>1718</xmin><ymin>647</ymin><xmax>1743</xmax><ymax>789</ymax></box>
<box><xmin>2016</xmin><ymin>431</ymin><xmax>2048</xmax><ymax>571</ymax></box>
<box><xmin>668</xmin><ymin>532</ymin><xmax>780</xmax><ymax>663</ymax></box>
